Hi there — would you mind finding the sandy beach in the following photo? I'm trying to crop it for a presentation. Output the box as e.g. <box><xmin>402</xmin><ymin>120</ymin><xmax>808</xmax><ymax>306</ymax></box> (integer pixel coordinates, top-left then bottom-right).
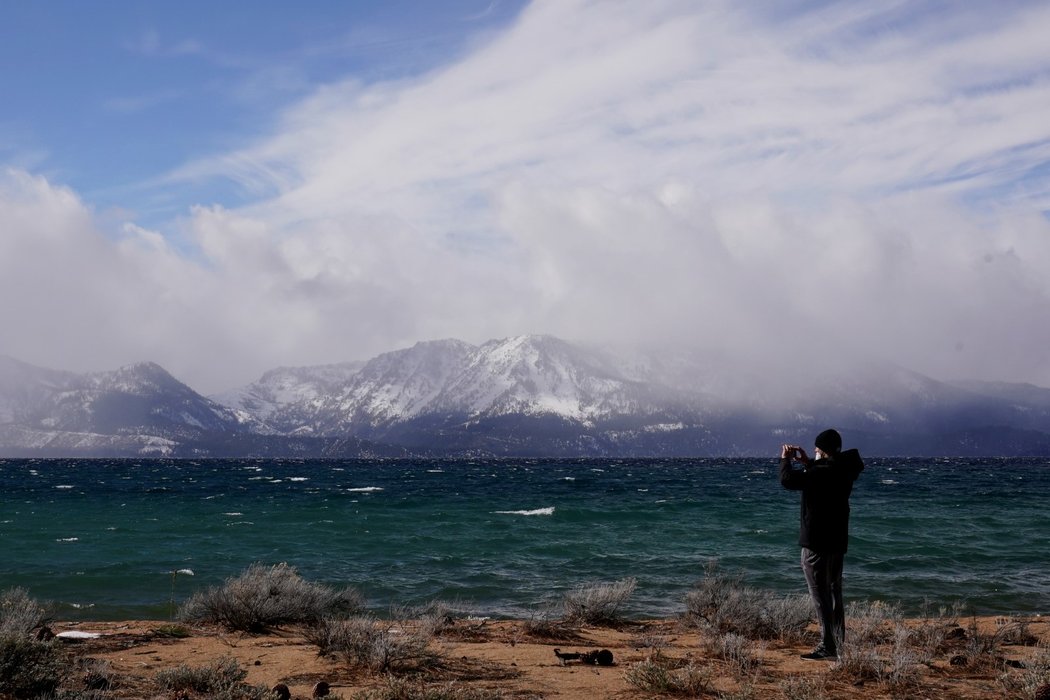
<box><xmin>38</xmin><ymin>614</ymin><xmax>1048</xmax><ymax>699</ymax></box>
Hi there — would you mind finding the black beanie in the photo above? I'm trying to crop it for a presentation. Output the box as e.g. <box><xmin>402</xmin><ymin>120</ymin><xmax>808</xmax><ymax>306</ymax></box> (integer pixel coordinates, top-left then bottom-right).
<box><xmin>815</xmin><ymin>429</ymin><xmax>842</xmax><ymax>454</ymax></box>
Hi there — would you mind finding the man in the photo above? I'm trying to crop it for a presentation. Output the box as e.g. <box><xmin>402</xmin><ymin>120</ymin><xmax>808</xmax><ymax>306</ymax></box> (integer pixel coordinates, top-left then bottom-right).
<box><xmin>780</xmin><ymin>429</ymin><xmax>864</xmax><ymax>660</ymax></box>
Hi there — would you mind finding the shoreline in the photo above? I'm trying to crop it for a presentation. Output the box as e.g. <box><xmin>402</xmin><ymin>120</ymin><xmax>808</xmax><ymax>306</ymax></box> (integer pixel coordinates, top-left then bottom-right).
<box><xmin>36</xmin><ymin>613</ymin><xmax>1050</xmax><ymax>699</ymax></box>
<box><xmin>40</xmin><ymin>586</ymin><xmax>1050</xmax><ymax>626</ymax></box>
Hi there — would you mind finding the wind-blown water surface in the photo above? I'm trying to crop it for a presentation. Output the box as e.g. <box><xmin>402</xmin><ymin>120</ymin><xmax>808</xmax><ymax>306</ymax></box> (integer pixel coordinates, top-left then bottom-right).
<box><xmin>1</xmin><ymin>458</ymin><xmax>1046</xmax><ymax>620</ymax></box>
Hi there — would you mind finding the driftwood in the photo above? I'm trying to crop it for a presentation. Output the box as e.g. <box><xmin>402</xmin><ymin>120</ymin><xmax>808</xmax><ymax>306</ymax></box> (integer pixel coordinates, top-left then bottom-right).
<box><xmin>553</xmin><ymin>648</ymin><xmax>615</xmax><ymax>666</ymax></box>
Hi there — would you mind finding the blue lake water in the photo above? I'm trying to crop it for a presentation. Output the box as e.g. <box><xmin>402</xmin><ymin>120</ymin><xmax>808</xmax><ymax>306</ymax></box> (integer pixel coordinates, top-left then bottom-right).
<box><xmin>0</xmin><ymin>457</ymin><xmax>1046</xmax><ymax>620</ymax></box>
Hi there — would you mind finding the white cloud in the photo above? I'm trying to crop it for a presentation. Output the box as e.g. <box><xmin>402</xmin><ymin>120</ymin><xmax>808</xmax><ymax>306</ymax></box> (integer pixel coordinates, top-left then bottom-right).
<box><xmin>4</xmin><ymin>0</ymin><xmax>1050</xmax><ymax>392</ymax></box>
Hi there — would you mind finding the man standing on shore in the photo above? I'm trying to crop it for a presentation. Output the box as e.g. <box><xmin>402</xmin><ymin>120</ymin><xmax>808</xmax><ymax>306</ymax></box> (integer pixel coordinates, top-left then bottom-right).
<box><xmin>780</xmin><ymin>429</ymin><xmax>865</xmax><ymax>660</ymax></box>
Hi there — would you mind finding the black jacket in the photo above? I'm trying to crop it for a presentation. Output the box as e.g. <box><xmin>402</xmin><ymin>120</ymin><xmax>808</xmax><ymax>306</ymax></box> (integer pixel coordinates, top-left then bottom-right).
<box><xmin>780</xmin><ymin>449</ymin><xmax>864</xmax><ymax>553</ymax></box>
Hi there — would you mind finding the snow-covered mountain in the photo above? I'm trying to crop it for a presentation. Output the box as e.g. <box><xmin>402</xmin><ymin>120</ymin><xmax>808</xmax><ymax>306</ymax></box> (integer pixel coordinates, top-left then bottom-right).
<box><xmin>0</xmin><ymin>355</ymin><xmax>404</xmax><ymax>458</ymax></box>
<box><xmin>210</xmin><ymin>361</ymin><xmax>365</xmax><ymax>427</ymax></box>
<box><xmin>212</xmin><ymin>335</ymin><xmax>1050</xmax><ymax>456</ymax></box>
<box><xmin>0</xmin><ymin>356</ymin><xmax>248</xmax><ymax>455</ymax></box>
<box><xmin>315</xmin><ymin>339</ymin><xmax>476</xmax><ymax>427</ymax></box>
<box><xmin>434</xmin><ymin>335</ymin><xmax>651</xmax><ymax>420</ymax></box>
<box><xmin>237</xmin><ymin>336</ymin><xmax>709</xmax><ymax>440</ymax></box>
<box><xmin>4</xmin><ymin>337</ymin><xmax>1050</xmax><ymax>457</ymax></box>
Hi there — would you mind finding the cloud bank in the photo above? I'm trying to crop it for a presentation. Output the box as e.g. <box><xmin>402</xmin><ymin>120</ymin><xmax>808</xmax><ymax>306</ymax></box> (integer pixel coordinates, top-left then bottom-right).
<box><xmin>3</xmin><ymin>0</ymin><xmax>1050</xmax><ymax>392</ymax></box>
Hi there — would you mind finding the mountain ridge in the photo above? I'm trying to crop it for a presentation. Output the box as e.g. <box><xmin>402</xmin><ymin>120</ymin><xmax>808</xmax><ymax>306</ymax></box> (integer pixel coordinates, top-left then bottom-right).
<box><xmin>2</xmin><ymin>337</ymin><xmax>1049</xmax><ymax>457</ymax></box>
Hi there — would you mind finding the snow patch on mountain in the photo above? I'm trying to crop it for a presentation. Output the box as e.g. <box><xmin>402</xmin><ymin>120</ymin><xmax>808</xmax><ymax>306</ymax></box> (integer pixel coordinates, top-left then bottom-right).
<box><xmin>440</xmin><ymin>335</ymin><xmax>640</xmax><ymax>420</ymax></box>
<box><xmin>334</xmin><ymin>339</ymin><xmax>474</xmax><ymax>422</ymax></box>
<box><xmin>211</xmin><ymin>361</ymin><xmax>365</xmax><ymax>423</ymax></box>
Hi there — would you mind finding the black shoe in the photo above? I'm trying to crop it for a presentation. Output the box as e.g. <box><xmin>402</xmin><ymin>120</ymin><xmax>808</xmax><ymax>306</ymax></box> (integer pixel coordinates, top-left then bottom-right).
<box><xmin>800</xmin><ymin>647</ymin><xmax>838</xmax><ymax>661</ymax></box>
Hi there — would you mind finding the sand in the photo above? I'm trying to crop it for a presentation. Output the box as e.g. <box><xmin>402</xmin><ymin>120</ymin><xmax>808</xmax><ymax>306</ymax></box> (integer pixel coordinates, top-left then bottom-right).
<box><xmin>44</xmin><ymin>615</ymin><xmax>1049</xmax><ymax>699</ymax></box>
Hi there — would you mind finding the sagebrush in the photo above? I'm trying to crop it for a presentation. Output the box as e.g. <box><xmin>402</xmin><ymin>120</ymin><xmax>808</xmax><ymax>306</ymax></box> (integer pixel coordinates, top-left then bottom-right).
<box><xmin>623</xmin><ymin>654</ymin><xmax>713</xmax><ymax>696</ymax></box>
<box><xmin>308</xmin><ymin>615</ymin><xmax>440</xmax><ymax>673</ymax></box>
<box><xmin>0</xmin><ymin>633</ymin><xmax>67</xmax><ymax>698</ymax></box>
<box><xmin>779</xmin><ymin>674</ymin><xmax>828</xmax><ymax>700</ymax></box>
<box><xmin>352</xmin><ymin>675</ymin><xmax>503</xmax><ymax>699</ymax></box>
<box><xmin>155</xmin><ymin>655</ymin><xmax>274</xmax><ymax>699</ymax></box>
<box><xmin>685</xmin><ymin>561</ymin><xmax>811</xmax><ymax>642</ymax></box>
<box><xmin>844</xmin><ymin>600</ymin><xmax>902</xmax><ymax>646</ymax></box>
<box><xmin>710</xmin><ymin>631</ymin><xmax>762</xmax><ymax>678</ymax></box>
<box><xmin>999</xmin><ymin>642</ymin><xmax>1050</xmax><ymax>699</ymax></box>
<box><xmin>563</xmin><ymin>577</ymin><xmax>636</xmax><ymax>626</ymax></box>
<box><xmin>520</xmin><ymin>603</ymin><xmax>579</xmax><ymax>640</ymax></box>
<box><xmin>179</xmin><ymin>563</ymin><xmax>362</xmax><ymax>632</ymax></box>
<box><xmin>0</xmin><ymin>587</ymin><xmax>49</xmax><ymax>636</ymax></box>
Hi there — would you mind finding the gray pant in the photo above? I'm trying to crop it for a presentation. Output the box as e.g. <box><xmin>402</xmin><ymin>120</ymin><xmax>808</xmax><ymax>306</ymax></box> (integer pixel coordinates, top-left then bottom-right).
<box><xmin>801</xmin><ymin>547</ymin><xmax>845</xmax><ymax>653</ymax></box>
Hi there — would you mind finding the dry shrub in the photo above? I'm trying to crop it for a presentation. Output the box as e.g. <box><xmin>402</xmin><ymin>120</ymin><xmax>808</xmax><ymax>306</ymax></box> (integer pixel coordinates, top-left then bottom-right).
<box><xmin>352</xmin><ymin>675</ymin><xmax>504</xmax><ymax>699</ymax></box>
<box><xmin>629</xmin><ymin>630</ymin><xmax>672</xmax><ymax>652</ymax></box>
<box><xmin>906</xmin><ymin>600</ymin><xmax>963</xmax><ymax>662</ymax></box>
<box><xmin>999</xmin><ymin>642</ymin><xmax>1050</xmax><ymax>699</ymax></box>
<box><xmin>719</xmin><ymin>682</ymin><xmax>758</xmax><ymax>700</ymax></box>
<box><xmin>520</xmin><ymin>603</ymin><xmax>580</xmax><ymax>640</ymax></box>
<box><xmin>393</xmin><ymin>600</ymin><xmax>488</xmax><ymax>641</ymax></box>
<box><xmin>414</xmin><ymin>601</ymin><xmax>461</xmax><ymax>637</ymax></box>
<box><xmin>0</xmin><ymin>588</ymin><xmax>69</xmax><ymax>698</ymax></box>
<box><xmin>0</xmin><ymin>587</ymin><xmax>48</xmax><ymax>636</ymax></box>
<box><xmin>758</xmin><ymin>593</ymin><xmax>815</xmax><ymax>642</ymax></box>
<box><xmin>834</xmin><ymin>640</ymin><xmax>881</xmax><ymax>681</ymax></box>
<box><xmin>77</xmin><ymin>657</ymin><xmax>117</xmax><ymax>694</ymax></box>
<box><xmin>883</xmin><ymin>625</ymin><xmax>923</xmax><ymax>690</ymax></box>
<box><xmin>179</xmin><ymin>563</ymin><xmax>362</xmax><ymax>633</ymax></box>
<box><xmin>708</xmin><ymin>632</ymin><xmax>762</xmax><ymax>678</ymax></box>
<box><xmin>623</xmin><ymin>654</ymin><xmax>713</xmax><ymax>696</ymax></box>
<box><xmin>155</xmin><ymin>655</ymin><xmax>274</xmax><ymax>699</ymax></box>
<box><xmin>994</xmin><ymin>616</ymin><xmax>1039</xmax><ymax>647</ymax></box>
<box><xmin>308</xmin><ymin>615</ymin><xmax>441</xmax><ymax>674</ymax></box>
<box><xmin>0</xmin><ymin>633</ymin><xmax>66</xmax><ymax>698</ymax></box>
<box><xmin>779</xmin><ymin>674</ymin><xmax>828</xmax><ymax>700</ymax></box>
<box><xmin>563</xmin><ymin>577</ymin><xmax>636</xmax><ymax>626</ymax></box>
<box><xmin>826</xmin><ymin>600</ymin><xmax>1042</xmax><ymax>696</ymax></box>
<box><xmin>685</xmin><ymin>561</ymin><xmax>811</xmax><ymax>642</ymax></box>
<box><xmin>958</xmin><ymin>616</ymin><xmax>1032</xmax><ymax>671</ymax></box>
<box><xmin>845</xmin><ymin>600</ymin><xmax>902</xmax><ymax>646</ymax></box>
<box><xmin>839</xmin><ymin>598</ymin><xmax>959</xmax><ymax>687</ymax></box>
<box><xmin>834</xmin><ymin>625</ymin><xmax>923</xmax><ymax>694</ymax></box>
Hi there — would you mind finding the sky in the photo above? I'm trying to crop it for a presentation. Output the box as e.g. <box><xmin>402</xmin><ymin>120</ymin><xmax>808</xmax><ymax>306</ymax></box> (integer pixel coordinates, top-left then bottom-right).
<box><xmin>2</xmin><ymin>0</ymin><xmax>1050</xmax><ymax>394</ymax></box>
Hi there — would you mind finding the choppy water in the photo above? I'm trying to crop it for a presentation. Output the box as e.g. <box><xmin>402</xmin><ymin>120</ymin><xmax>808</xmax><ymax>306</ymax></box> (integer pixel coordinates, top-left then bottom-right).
<box><xmin>0</xmin><ymin>458</ymin><xmax>1046</xmax><ymax>620</ymax></box>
